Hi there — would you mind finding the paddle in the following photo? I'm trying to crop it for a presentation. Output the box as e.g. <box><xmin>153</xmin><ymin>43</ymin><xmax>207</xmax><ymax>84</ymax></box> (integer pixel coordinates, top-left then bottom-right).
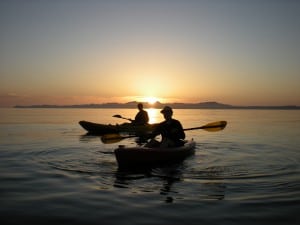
<box><xmin>101</xmin><ymin>120</ymin><xmax>227</xmax><ymax>144</ymax></box>
<box><xmin>101</xmin><ymin>134</ymin><xmax>138</xmax><ymax>144</ymax></box>
<box><xmin>184</xmin><ymin>120</ymin><xmax>227</xmax><ymax>132</ymax></box>
<box><xmin>113</xmin><ymin>114</ymin><xmax>133</xmax><ymax>122</ymax></box>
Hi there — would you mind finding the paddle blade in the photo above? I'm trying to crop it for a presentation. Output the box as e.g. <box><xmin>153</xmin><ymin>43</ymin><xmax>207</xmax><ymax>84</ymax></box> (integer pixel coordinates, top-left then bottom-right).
<box><xmin>101</xmin><ymin>133</ymin><xmax>137</xmax><ymax>144</ymax></box>
<box><xmin>112</xmin><ymin>114</ymin><xmax>132</xmax><ymax>121</ymax></box>
<box><xmin>184</xmin><ymin>121</ymin><xmax>227</xmax><ymax>132</ymax></box>
<box><xmin>101</xmin><ymin>133</ymin><xmax>123</xmax><ymax>143</ymax></box>
<box><xmin>201</xmin><ymin>121</ymin><xmax>227</xmax><ymax>132</ymax></box>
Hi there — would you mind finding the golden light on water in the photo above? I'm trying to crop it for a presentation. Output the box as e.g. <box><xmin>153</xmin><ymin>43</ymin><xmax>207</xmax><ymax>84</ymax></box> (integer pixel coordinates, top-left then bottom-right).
<box><xmin>147</xmin><ymin>108</ymin><xmax>160</xmax><ymax>124</ymax></box>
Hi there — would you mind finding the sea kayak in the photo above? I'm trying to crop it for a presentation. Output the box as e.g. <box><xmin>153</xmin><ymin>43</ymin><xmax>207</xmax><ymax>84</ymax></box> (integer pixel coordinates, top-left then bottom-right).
<box><xmin>114</xmin><ymin>140</ymin><xmax>196</xmax><ymax>168</ymax></box>
<box><xmin>79</xmin><ymin>120</ymin><xmax>157</xmax><ymax>135</ymax></box>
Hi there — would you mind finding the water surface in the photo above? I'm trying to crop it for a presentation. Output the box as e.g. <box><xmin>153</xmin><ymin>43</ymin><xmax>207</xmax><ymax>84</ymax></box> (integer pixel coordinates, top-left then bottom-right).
<box><xmin>0</xmin><ymin>108</ymin><xmax>299</xmax><ymax>225</ymax></box>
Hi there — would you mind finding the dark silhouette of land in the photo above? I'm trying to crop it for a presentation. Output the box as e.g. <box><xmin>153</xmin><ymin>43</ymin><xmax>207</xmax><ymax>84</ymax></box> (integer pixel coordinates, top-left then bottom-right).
<box><xmin>14</xmin><ymin>101</ymin><xmax>299</xmax><ymax>109</ymax></box>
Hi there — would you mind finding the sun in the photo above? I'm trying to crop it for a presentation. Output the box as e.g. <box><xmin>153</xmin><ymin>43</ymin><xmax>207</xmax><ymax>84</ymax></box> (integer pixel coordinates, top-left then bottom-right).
<box><xmin>135</xmin><ymin>96</ymin><xmax>162</xmax><ymax>105</ymax></box>
<box><xmin>144</xmin><ymin>96</ymin><xmax>159</xmax><ymax>105</ymax></box>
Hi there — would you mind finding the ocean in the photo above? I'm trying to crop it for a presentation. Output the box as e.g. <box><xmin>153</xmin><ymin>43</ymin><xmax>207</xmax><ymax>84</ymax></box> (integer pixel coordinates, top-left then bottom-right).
<box><xmin>0</xmin><ymin>108</ymin><xmax>299</xmax><ymax>225</ymax></box>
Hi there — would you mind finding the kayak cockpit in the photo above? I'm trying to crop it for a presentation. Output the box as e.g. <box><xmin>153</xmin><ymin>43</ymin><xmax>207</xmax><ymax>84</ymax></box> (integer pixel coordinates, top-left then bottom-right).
<box><xmin>114</xmin><ymin>140</ymin><xmax>196</xmax><ymax>169</ymax></box>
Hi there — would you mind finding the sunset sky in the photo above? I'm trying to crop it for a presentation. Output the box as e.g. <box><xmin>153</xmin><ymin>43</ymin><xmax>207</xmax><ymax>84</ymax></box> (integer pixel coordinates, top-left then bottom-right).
<box><xmin>0</xmin><ymin>0</ymin><xmax>299</xmax><ymax>107</ymax></box>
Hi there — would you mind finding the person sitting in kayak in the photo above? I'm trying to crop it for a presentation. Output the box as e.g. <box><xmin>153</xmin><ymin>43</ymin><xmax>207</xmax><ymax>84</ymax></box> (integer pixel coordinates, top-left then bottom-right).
<box><xmin>146</xmin><ymin>106</ymin><xmax>185</xmax><ymax>147</ymax></box>
<box><xmin>131</xmin><ymin>103</ymin><xmax>149</xmax><ymax>126</ymax></box>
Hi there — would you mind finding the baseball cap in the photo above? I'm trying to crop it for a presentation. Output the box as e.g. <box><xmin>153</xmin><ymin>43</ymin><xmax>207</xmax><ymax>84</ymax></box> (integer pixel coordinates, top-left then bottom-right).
<box><xmin>160</xmin><ymin>106</ymin><xmax>173</xmax><ymax>114</ymax></box>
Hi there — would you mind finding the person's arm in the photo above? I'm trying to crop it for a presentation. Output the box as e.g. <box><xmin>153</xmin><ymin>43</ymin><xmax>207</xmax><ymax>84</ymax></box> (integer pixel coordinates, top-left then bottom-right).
<box><xmin>144</xmin><ymin>111</ymin><xmax>149</xmax><ymax>123</ymax></box>
<box><xmin>170</xmin><ymin>120</ymin><xmax>185</xmax><ymax>140</ymax></box>
<box><xmin>148</xmin><ymin>123</ymin><xmax>162</xmax><ymax>139</ymax></box>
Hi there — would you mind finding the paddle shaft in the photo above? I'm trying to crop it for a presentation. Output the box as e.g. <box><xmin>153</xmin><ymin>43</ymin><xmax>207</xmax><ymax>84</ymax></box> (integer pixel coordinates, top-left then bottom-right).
<box><xmin>184</xmin><ymin>124</ymin><xmax>225</xmax><ymax>131</ymax></box>
<box><xmin>101</xmin><ymin>121</ymin><xmax>227</xmax><ymax>143</ymax></box>
<box><xmin>113</xmin><ymin>114</ymin><xmax>132</xmax><ymax>122</ymax></box>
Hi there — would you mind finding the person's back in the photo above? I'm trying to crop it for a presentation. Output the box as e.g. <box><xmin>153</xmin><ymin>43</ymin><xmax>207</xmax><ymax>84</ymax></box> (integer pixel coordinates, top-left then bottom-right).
<box><xmin>155</xmin><ymin>118</ymin><xmax>185</xmax><ymax>146</ymax></box>
<box><xmin>147</xmin><ymin>106</ymin><xmax>185</xmax><ymax>147</ymax></box>
<box><xmin>132</xmin><ymin>103</ymin><xmax>149</xmax><ymax>126</ymax></box>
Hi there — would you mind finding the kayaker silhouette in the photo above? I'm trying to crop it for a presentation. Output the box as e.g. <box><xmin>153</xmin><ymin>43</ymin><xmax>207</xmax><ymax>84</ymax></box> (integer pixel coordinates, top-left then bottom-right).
<box><xmin>146</xmin><ymin>106</ymin><xmax>185</xmax><ymax>147</ymax></box>
<box><xmin>131</xmin><ymin>103</ymin><xmax>149</xmax><ymax>126</ymax></box>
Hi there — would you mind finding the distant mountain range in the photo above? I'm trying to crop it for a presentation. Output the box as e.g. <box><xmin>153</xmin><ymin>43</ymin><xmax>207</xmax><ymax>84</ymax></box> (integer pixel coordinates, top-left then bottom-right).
<box><xmin>14</xmin><ymin>101</ymin><xmax>299</xmax><ymax>109</ymax></box>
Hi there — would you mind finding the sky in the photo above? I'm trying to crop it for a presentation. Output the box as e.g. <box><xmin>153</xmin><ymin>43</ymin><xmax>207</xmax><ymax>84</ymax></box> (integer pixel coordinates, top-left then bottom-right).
<box><xmin>0</xmin><ymin>0</ymin><xmax>299</xmax><ymax>107</ymax></box>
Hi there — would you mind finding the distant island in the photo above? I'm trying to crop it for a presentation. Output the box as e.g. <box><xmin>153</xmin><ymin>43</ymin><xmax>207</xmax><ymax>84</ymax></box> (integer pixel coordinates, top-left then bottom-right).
<box><xmin>14</xmin><ymin>101</ymin><xmax>299</xmax><ymax>109</ymax></box>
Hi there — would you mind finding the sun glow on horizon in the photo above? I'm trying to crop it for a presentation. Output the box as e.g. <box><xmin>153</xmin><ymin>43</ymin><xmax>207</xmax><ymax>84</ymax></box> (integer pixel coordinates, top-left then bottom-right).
<box><xmin>145</xmin><ymin>96</ymin><xmax>159</xmax><ymax>104</ymax></box>
<box><xmin>136</xmin><ymin>96</ymin><xmax>161</xmax><ymax>105</ymax></box>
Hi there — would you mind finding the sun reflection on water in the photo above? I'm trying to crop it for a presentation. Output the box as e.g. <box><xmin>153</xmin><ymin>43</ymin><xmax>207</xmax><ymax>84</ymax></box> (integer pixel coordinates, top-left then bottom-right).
<box><xmin>147</xmin><ymin>108</ymin><xmax>160</xmax><ymax>124</ymax></box>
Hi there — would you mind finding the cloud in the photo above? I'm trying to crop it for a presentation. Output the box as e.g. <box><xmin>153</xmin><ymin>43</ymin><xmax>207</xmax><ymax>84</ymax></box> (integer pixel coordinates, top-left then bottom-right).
<box><xmin>0</xmin><ymin>93</ymin><xmax>19</xmax><ymax>98</ymax></box>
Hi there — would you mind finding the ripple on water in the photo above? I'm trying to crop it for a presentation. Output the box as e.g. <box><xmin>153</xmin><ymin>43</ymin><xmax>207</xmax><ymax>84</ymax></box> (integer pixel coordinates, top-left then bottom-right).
<box><xmin>17</xmin><ymin>137</ymin><xmax>299</xmax><ymax>204</ymax></box>
<box><xmin>183</xmin><ymin>141</ymin><xmax>300</xmax><ymax>202</ymax></box>
<box><xmin>26</xmin><ymin>146</ymin><xmax>118</xmax><ymax>192</ymax></box>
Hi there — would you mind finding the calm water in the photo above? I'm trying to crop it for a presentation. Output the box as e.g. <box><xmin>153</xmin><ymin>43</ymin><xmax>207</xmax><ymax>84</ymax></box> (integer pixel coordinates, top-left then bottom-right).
<box><xmin>0</xmin><ymin>108</ymin><xmax>299</xmax><ymax>225</ymax></box>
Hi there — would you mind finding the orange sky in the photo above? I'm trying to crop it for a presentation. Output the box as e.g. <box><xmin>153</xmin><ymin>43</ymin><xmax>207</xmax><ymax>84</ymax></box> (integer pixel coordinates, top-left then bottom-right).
<box><xmin>0</xmin><ymin>1</ymin><xmax>299</xmax><ymax>107</ymax></box>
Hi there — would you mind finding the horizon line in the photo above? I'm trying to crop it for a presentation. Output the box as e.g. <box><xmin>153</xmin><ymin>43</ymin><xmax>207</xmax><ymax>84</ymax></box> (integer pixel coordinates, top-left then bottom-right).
<box><xmin>12</xmin><ymin>101</ymin><xmax>300</xmax><ymax>109</ymax></box>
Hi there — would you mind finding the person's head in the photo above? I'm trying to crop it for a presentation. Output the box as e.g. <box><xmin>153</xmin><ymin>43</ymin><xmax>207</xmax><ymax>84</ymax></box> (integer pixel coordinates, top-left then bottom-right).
<box><xmin>137</xmin><ymin>103</ymin><xmax>143</xmax><ymax>110</ymax></box>
<box><xmin>160</xmin><ymin>106</ymin><xmax>173</xmax><ymax>120</ymax></box>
